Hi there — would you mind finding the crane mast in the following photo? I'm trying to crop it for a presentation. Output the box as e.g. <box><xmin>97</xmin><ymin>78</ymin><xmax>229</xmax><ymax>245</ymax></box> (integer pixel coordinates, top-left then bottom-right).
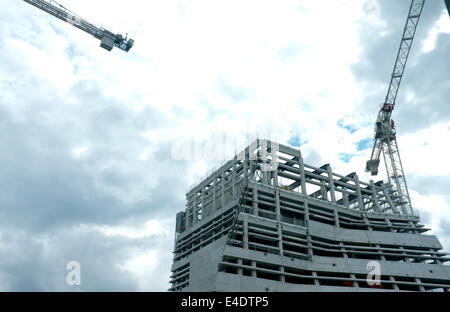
<box><xmin>23</xmin><ymin>0</ymin><xmax>134</xmax><ymax>52</ymax></box>
<box><xmin>366</xmin><ymin>0</ymin><xmax>425</xmax><ymax>215</ymax></box>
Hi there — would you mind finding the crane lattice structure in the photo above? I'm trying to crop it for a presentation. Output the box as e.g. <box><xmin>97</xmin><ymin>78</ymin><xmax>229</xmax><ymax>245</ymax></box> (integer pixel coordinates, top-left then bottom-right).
<box><xmin>23</xmin><ymin>0</ymin><xmax>134</xmax><ymax>52</ymax></box>
<box><xmin>366</xmin><ymin>0</ymin><xmax>425</xmax><ymax>216</ymax></box>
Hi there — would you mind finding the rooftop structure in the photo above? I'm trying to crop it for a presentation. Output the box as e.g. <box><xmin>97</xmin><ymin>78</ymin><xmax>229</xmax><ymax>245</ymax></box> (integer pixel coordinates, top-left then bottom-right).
<box><xmin>170</xmin><ymin>139</ymin><xmax>450</xmax><ymax>292</ymax></box>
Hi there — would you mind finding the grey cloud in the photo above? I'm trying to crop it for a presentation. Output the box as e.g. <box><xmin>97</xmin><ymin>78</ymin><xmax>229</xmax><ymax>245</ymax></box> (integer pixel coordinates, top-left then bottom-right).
<box><xmin>0</xmin><ymin>85</ymin><xmax>184</xmax><ymax>290</ymax></box>
<box><xmin>0</xmin><ymin>226</ymin><xmax>173</xmax><ymax>291</ymax></box>
<box><xmin>438</xmin><ymin>218</ymin><xmax>450</xmax><ymax>246</ymax></box>
<box><xmin>0</xmin><ymin>74</ymin><xmax>189</xmax><ymax>230</ymax></box>
<box><xmin>394</xmin><ymin>34</ymin><xmax>450</xmax><ymax>132</ymax></box>
<box><xmin>408</xmin><ymin>173</ymin><xmax>450</xmax><ymax>203</ymax></box>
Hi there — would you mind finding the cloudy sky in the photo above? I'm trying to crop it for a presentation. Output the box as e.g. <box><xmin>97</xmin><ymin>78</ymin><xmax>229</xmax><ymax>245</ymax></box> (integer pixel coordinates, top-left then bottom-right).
<box><xmin>0</xmin><ymin>0</ymin><xmax>449</xmax><ymax>291</ymax></box>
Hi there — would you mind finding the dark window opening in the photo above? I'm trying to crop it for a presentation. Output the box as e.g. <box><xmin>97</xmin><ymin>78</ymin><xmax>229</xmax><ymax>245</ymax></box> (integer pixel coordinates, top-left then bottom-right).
<box><xmin>397</xmin><ymin>284</ymin><xmax>420</xmax><ymax>291</ymax></box>
<box><xmin>285</xmin><ymin>276</ymin><xmax>315</xmax><ymax>285</ymax></box>
<box><xmin>319</xmin><ymin>279</ymin><xmax>347</xmax><ymax>287</ymax></box>
<box><xmin>313</xmin><ymin>249</ymin><xmax>343</xmax><ymax>258</ymax></box>
<box><xmin>283</xmin><ymin>243</ymin><xmax>307</xmax><ymax>255</ymax></box>
<box><xmin>256</xmin><ymin>271</ymin><xmax>279</xmax><ymax>281</ymax></box>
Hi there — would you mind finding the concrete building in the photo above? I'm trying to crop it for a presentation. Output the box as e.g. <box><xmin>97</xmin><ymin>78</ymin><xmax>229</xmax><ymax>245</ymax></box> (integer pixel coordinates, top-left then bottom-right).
<box><xmin>170</xmin><ymin>139</ymin><xmax>450</xmax><ymax>292</ymax></box>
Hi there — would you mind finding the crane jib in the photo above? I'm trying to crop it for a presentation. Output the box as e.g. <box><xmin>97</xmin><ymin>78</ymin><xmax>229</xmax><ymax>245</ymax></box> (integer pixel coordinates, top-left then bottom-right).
<box><xmin>22</xmin><ymin>0</ymin><xmax>134</xmax><ymax>52</ymax></box>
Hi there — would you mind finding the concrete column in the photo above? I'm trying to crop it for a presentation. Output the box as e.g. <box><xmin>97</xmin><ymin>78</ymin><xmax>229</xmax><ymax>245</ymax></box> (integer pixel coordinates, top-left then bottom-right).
<box><xmin>261</xmin><ymin>140</ymin><xmax>270</xmax><ymax>185</ymax></box>
<box><xmin>320</xmin><ymin>186</ymin><xmax>327</xmax><ymax>200</ymax></box>
<box><xmin>306</xmin><ymin>234</ymin><xmax>313</xmax><ymax>259</ymax></box>
<box><xmin>390</xmin><ymin>276</ymin><xmax>399</xmax><ymax>290</ymax></box>
<box><xmin>312</xmin><ymin>272</ymin><xmax>320</xmax><ymax>286</ymax></box>
<box><xmin>221</xmin><ymin>171</ymin><xmax>225</xmax><ymax>208</ymax></box>
<box><xmin>400</xmin><ymin>246</ymin><xmax>409</xmax><ymax>263</ymax></box>
<box><xmin>370</xmin><ymin>180</ymin><xmax>382</xmax><ymax>213</ymax></box>
<box><xmin>342</xmin><ymin>190</ymin><xmax>349</xmax><ymax>207</ymax></box>
<box><xmin>275</xmin><ymin>190</ymin><xmax>280</xmax><ymax>222</ymax></box>
<box><xmin>327</xmin><ymin>165</ymin><xmax>337</xmax><ymax>203</ymax></box>
<box><xmin>298</xmin><ymin>152</ymin><xmax>307</xmax><ymax>195</ymax></box>
<box><xmin>193</xmin><ymin>195</ymin><xmax>198</xmax><ymax>226</ymax></box>
<box><xmin>271</xmin><ymin>141</ymin><xmax>278</xmax><ymax>187</ymax></box>
<box><xmin>251</xmin><ymin>261</ymin><xmax>257</xmax><ymax>278</ymax></box>
<box><xmin>243</xmin><ymin>156</ymin><xmax>248</xmax><ymax>182</ymax></box>
<box><xmin>350</xmin><ymin>273</ymin><xmax>359</xmax><ymax>288</ymax></box>
<box><xmin>334</xmin><ymin>210</ymin><xmax>340</xmax><ymax>227</ymax></box>
<box><xmin>363</xmin><ymin>214</ymin><xmax>372</xmax><ymax>231</ymax></box>
<box><xmin>304</xmin><ymin>202</ymin><xmax>310</xmax><ymax>224</ymax></box>
<box><xmin>237</xmin><ymin>258</ymin><xmax>243</xmax><ymax>275</ymax></box>
<box><xmin>279</xmin><ymin>266</ymin><xmax>285</xmax><ymax>283</ymax></box>
<box><xmin>430</xmin><ymin>248</ymin><xmax>441</xmax><ymax>264</ymax></box>
<box><xmin>385</xmin><ymin>217</ymin><xmax>395</xmax><ymax>233</ymax></box>
<box><xmin>409</xmin><ymin>221</ymin><xmax>418</xmax><ymax>234</ymax></box>
<box><xmin>253</xmin><ymin>184</ymin><xmax>259</xmax><ymax>216</ymax></box>
<box><xmin>201</xmin><ymin>186</ymin><xmax>205</xmax><ymax>221</ymax></box>
<box><xmin>333</xmin><ymin>210</ymin><xmax>339</xmax><ymax>227</ymax></box>
<box><xmin>376</xmin><ymin>244</ymin><xmax>385</xmax><ymax>260</ymax></box>
<box><xmin>278</xmin><ymin>223</ymin><xmax>283</xmax><ymax>256</ymax></box>
<box><xmin>232</xmin><ymin>156</ymin><xmax>237</xmax><ymax>199</ymax></box>
<box><xmin>186</xmin><ymin>198</ymin><xmax>192</xmax><ymax>230</ymax></box>
<box><xmin>415</xmin><ymin>278</ymin><xmax>425</xmax><ymax>291</ymax></box>
<box><xmin>212</xmin><ymin>177</ymin><xmax>216</xmax><ymax>214</ymax></box>
<box><xmin>262</xmin><ymin>170</ymin><xmax>269</xmax><ymax>185</ymax></box>
<box><xmin>353</xmin><ymin>173</ymin><xmax>365</xmax><ymax>212</ymax></box>
<box><xmin>340</xmin><ymin>242</ymin><xmax>347</xmax><ymax>258</ymax></box>
<box><xmin>243</xmin><ymin>218</ymin><xmax>249</xmax><ymax>249</ymax></box>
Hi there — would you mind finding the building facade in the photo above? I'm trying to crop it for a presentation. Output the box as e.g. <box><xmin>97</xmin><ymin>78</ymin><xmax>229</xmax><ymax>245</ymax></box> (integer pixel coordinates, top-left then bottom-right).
<box><xmin>170</xmin><ymin>140</ymin><xmax>450</xmax><ymax>291</ymax></box>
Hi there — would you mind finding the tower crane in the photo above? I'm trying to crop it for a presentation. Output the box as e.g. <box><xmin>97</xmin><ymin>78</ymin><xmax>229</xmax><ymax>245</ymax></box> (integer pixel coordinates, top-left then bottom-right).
<box><xmin>22</xmin><ymin>0</ymin><xmax>134</xmax><ymax>52</ymax></box>
<box><xmin>365</xmin><ymin>0</ymin><xmax>425</xmax><ymax>215</ymax></box>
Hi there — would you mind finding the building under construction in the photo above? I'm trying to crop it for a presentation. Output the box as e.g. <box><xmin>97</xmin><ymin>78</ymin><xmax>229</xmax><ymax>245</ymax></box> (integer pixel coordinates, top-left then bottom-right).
<box><xmin>169</xmin><ymin>0</ymin><xmax>450</xmax><ymax>293</ymax></box>
<box><xmin>170</xmin><ymin>139</ymin><xmax>450</xmax><ymax>292</ymax></box>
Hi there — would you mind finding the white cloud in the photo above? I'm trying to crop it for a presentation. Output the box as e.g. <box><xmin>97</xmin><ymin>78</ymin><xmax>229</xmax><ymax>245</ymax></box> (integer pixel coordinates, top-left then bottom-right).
<box><xmin>400</xmin><ymin>122</ymin><xmax>450</xmax><ymax>176</ymax></box>
<box><xmin>71</xmin><ymin>146</ymin><xmax>89</xmax><ymax>159</ymax></box>
<box><xmin>84</xmin><ymin>220</ymin><xmax>169</xmax><ymax>239</ymax></box>
<box><xmin>117</xmin><ymin>251</ymin><xmax>160</xmax><ymax>291</ymax></box>
<box><xmin>411</xmin><ymin>190</ymin><xmax>449</xmax><ymax>230</ymax></box>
